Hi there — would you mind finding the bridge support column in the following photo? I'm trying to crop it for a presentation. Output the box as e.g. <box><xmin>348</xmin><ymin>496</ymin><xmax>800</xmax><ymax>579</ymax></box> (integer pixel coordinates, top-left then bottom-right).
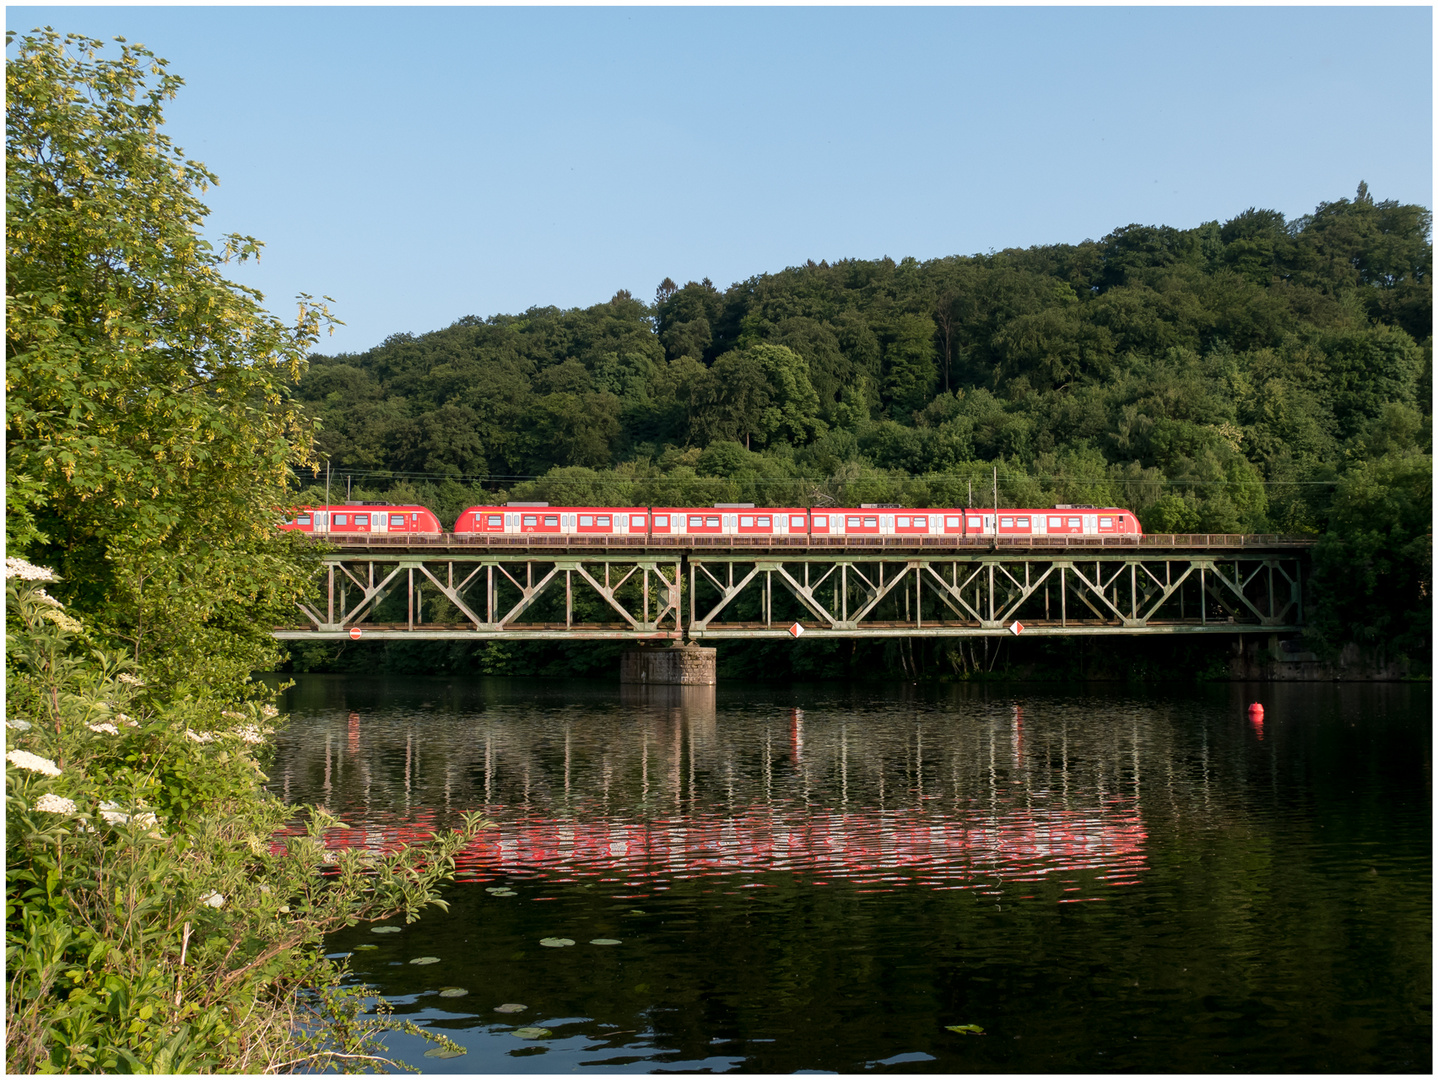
<box><xmin>621</xmin><ymin>644</ymin><xmax>717</xmax><ymax>686</ymax></box>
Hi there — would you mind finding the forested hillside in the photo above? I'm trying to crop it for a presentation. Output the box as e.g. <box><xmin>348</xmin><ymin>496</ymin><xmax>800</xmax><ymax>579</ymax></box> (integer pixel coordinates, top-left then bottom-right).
<box><xmin>293</xmin><ymin>186</ymin><xmax>1431</xmax><ymax>662</ymax></box>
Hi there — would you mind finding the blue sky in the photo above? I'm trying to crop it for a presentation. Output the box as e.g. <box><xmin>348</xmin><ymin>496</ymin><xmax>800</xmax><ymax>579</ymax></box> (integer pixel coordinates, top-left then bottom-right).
<box><xmin>8</xmin><ymin>6</ymin><xmax>1433</xmax><ymax>356</ymax></box>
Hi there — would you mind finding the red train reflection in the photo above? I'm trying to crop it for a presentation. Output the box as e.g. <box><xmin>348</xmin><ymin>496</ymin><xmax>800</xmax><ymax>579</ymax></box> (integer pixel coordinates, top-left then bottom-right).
<box><xmin>276</xmin><ymin>801</ymin><xmax>1147</xmax><ymax>892</ymax></box>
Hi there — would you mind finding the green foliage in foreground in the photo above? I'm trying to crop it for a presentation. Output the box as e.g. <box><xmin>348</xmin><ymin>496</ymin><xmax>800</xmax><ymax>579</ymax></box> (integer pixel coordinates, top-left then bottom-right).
<box><xmin>4</xmin><ymin>30</ymin><xmax>488</xmax><ymax>1074</ymax></box>
<box><xmin>6</xmin><ymin>568</ymin><xmax>486</xmax><ymax>1072</ymax></box>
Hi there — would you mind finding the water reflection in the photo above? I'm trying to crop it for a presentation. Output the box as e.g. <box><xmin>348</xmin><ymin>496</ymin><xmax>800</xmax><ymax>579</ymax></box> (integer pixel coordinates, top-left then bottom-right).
<box><xmin>267</xmin><ymin>677</ymin><xmax>1431</xmax><ymax>1074</ymax></box>
<box><xmin>271</xmin><ymin>686</ymin><xmax>1200</xmax><ymax>901</ymax></box>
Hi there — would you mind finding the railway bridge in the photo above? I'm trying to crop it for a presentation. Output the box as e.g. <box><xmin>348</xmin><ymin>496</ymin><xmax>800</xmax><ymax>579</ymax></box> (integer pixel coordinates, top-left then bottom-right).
<box><xmin>273</xmin><ymin>534</ymin><xmax>1314</xmax><ymax>649</ymax></box>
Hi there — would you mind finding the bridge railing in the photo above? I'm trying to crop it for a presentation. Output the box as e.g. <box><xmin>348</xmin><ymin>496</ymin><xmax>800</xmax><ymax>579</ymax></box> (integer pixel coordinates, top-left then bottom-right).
<box><xmin>310</xmin><ymin>532</ymin><xmax>1316</xmax><ymax>552</ymax></box>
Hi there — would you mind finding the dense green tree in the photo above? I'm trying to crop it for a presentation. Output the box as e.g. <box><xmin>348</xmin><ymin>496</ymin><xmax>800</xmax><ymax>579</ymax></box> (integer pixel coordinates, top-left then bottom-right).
<box><xmin>6</xmin><ymin>29</ymin><xmax>330</xmax><ymax>691</ymax></box>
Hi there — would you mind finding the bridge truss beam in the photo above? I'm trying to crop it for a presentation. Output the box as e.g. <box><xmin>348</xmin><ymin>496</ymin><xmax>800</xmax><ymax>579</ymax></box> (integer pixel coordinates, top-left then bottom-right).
<box><xmin>275</xmin><ymin>550</ymin><xmax>1304</xmax><ymax>640</ymax></box>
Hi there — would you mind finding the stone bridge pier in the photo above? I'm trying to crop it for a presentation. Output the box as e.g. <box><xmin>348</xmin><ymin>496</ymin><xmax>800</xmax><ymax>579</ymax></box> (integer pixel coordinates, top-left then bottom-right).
<box><xmin>620</xmin><ymin>644</ymin><xmax>717</xmax><ymax>686</ymax></box>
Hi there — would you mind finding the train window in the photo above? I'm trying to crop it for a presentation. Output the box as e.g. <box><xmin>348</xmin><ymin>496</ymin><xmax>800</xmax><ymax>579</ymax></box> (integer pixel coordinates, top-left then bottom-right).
<box><xmin>897</xmin><ymin>516</ymin><xmax>910</xmax><ymax>527</ymax></box>
<box><xmin>689</xmin><ymin>515</ymin><xmax>704</xmax><ymax>528</ymax></box>
<box><xmin>706</xmin><ymin>516</ymin><xmax>720</xmax><ymax>528</ymax></box>
<box><xmin>758</xmin><ymin>516</ymin><xmax>771</xmax><ymax>527</ymax></box>
<box><xmin>1000</xmin><ymin>517</ymin><xmax>1014</xmax><ymax>528</ymax></box>
<box><xmin>914</xmin><ymin>516</ymin><xmax>927</xmax><ymax>528</ymax></box>
<box><xmin>846</xmin><ymin>516</ymin><xmax>860</xmax><ymax>528</ymax></box>
<box><xmin>655</xmin><ymin>515</ymin><xmax>669</xmax><ymax>528</ymax></box>
<box><xmin>355</xmin><ymin>514</ymin><xmax>370</xmax><ymax>527</ymax></box>
<box><xmin>297</xmin><ymin>514</ymin><xmax>311</xmax><ymax>526</ymax></box>
<box><xmin>334</xmin><ymin>514</ymin><xmax>348</xmax><ymax>526</ymax></box>
<box><xmin>791</xmin><ymin>515</ymin><xmax>805</xmax><ymax>528</ymax></box>
<box><xmin>1017</xmin><ymin>517</ymin><xmax>1029</xmax><ymax>528</ymax></box>
<box><xmin>544</xmin><ymin>516</ymin><xmax>559</xmax><ymax>527</ymax></box>
<box><xmin>945</xmin><ymin>516</ymin><xmax>960</xmax><ymax>529</ymax></box>
<box><xmin>579</xmin><ymin>515</ymin><xmax>594</xmax><ymax>526</ymax></box>
<box><xmin>597</xmin><ymin>515</ymin><xmax>611</xmax><ymax>527</ymax></box>
<box><xmin>969</xmin><ymin>517</ymin><xmax>982</xmax><ymax>529</ymax></box>
<box><xmin>523</xmin><ymin>515</ymin><xmax>537</xmax><ymax>526</ymax></box>
<box><xmin>864</xmin><ymin>517</ymin><xmax>877</xmax><ymax>528</ymax></box>
<box><xmin>1067</xmin><ymin>517</ymin><xmax>1080</xmax><ymax>529</ymax></box>
<box><xmin>390</xmin><ymin>514</ymin><xmax>405</xmax><ymax>527</ymax></box>
<box><xmin>631</xmin><ymin>515</ymin><xmax>645</xmax><ymax>527</ymax></box>
<box><xmin>1100</xmin><ymin>517</ymin><xmax>1113</xmax><ymax>529</ymax></box>
<box><xmin>740</xmin><ymin>516</ymin><xmax>754</xmax><ymax>527</ymax></box>
<box><xmin>487</xmin><ymin>515</ymin><xmax>501</xmax><ymax>528</ymax></box>
<box><xmin>813</xmin><ymin>516</ymin><xmax>828</xmax><ymax>528</ymax></box>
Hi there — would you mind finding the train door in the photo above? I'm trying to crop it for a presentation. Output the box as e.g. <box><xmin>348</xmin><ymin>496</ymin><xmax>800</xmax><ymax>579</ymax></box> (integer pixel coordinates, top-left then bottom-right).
<box><xmin>722</xmin><ymin>513</ymin><xmax>737</xmax><ymax>534</ymax></box>
<box><xmin>1083</xmin><ymin>514</ymin><xmax>1098</xmax><ymax>535</ymax></box>
<box><xmin>371</xmin><ymin>512</ymin><xmax>388</xmax><ymax>534</ymax></box>
<box><xmin>313</xmin><ymin>510</ymin><xmax>329</xmax><ymax>534</ymax></box>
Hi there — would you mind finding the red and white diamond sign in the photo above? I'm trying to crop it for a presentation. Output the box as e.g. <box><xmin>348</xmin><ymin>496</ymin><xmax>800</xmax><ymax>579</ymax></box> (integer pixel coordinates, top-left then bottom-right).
<box><xmin>788</xmin><ymin>623</ymin><xmax>805</xmax><ymax>638</ymax></box>
<box><xmin>1008</xmin><ymin>621</ymin><xmax>1024</xmax><ymax>636</ymax></box>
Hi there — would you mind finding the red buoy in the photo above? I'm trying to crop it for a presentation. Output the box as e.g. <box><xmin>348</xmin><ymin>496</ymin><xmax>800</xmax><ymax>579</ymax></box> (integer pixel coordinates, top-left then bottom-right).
<box><xmin>1247</xmin><ymin>702</ymin><xmax>1264</xmax><ymax>719</ymax></box>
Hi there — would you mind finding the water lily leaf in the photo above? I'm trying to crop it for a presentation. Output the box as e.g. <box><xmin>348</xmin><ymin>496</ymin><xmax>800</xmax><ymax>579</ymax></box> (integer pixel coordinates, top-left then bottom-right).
<box><xmin>423</xmin><ymin>1047</ymin><xmax>466</xmax><ymax>1058</ymax></box>
<box><xmin>589</xmin><ymin>938</ymin><xmax>621</xmax><ymax>945</ymax></box>
<box><xmin>371</xmin><ymin>926</ymin><xmax>402</xmax><ymax>934</ymax></box>
<box><xmin>438</xmin><ymin>987</ymin><xmax>469</xmax><ymax>998</ymax></box>
<box><xmin>353</xmin><ymin>943</ymin><xmax>379</xmax><ymax>951</ymax></box>
<box><xmin>539</xmin><ymin>937</ymin><xmax>575</xmax><ymax>947</ymax></box>
<box><xmin>946</xmin><ymin>1024</ymin><xmax>984</xmax><ymax>1035</ymax></box>
<box><xmin>511</xmin><ymin>1026</ymin><xmax>551</xmax><ymax>1040</ymax></box>
<box><xmin>628</xmin><ymin>909</ymin><xmax>646</xmax><ymax>915</ymax></box>
<box><xmin>494</xmin><ymin>1003</ymin><xmax>527</xmax><ymax>1013</ymax></box>
<box><xmin>410</xmin><ymin>956</ymin><xmax>441</xmax><ymax>965</ymax></box>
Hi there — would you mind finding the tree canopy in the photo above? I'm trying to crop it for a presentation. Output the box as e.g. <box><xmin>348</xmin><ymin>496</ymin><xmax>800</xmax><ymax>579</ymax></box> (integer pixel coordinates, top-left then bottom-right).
<box><xmin>5</xmin><ymin>28</ymin><xmax>332</xmax><ymax>691</ymax></box>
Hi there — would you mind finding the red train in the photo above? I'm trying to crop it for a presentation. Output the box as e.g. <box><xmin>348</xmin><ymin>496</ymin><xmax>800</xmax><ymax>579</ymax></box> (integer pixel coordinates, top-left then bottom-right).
<box><xmin>281</xmin><ymin>502</ymin><xmax>1142</xmax><ymax>539</ymax></box>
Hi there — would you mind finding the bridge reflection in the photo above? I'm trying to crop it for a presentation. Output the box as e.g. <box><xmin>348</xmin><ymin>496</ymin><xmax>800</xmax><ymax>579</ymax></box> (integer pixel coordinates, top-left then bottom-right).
<box><xmin>270</xmin><ymin>687</ymin><xmax>1191</xmax><ymax>899</ymax></box>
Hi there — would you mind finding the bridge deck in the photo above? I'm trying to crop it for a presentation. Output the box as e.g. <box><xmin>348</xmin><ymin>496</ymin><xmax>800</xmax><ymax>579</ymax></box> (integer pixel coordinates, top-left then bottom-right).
<box><xmin>311</xmin><ymin>532</ymin><xmax>1315</xmax><ymax>554</ymax></box>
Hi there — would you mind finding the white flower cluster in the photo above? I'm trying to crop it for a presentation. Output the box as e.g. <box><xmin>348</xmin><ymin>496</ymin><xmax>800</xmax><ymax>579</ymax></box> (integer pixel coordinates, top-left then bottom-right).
<box><xmin>33</xmin><ymin>588</ymin><xmax>63</xmax><ymax>607</ymax></box>
<box><xmin>221</xmin><ymin>710</ymin><xmax>246</xmax><ymax>720</ymax></box>
<box><xmin>99</xmin><ymin>801</ymin><xmax>159</xmax><ymax>829</ymax></box>
<box><xmin>7</xmin><ymin>718</ymin><xmax>33</xmax><ymax>732</ymax></box>
<box><xmin>185</xmin><ymin>730</ymin><xmax>215</xmax><ymax>744</ymax></box>
<box><xmin>5</xmin><ymin>558</ymin><xmax>56</xmax><ymax>581</ymax></box>
<box><xmin>7</xmin><ymin>749</ymin><xmax>62</xmax><ymax>776</ymax></box>
<box><xmin>117</xmin><ymin>673</ymin><xmax>144</xmax><ymax>687</ymax></box>
<box><xmin>87</xmin><ymin>722</ymin><xmax>120</xmax><ymax>736</ymax></box>
<box><xmin>34</xmin><ymin>793</ymin><xmax>77</xmax><ymax>814</ymax></box>
<box><xmin>261</xmin><ymin>705</ymin><xmax>279</xmax><ymax>719</ymax></box>
<box><xmin>199</xmin><ymin>891</ymin><xmax>226</xmax><ymax>909</ymax></box>
<box><xmin>233</xmin><ymin>725</ymin><xmax>266</xmax><ymax>745</ymax></box>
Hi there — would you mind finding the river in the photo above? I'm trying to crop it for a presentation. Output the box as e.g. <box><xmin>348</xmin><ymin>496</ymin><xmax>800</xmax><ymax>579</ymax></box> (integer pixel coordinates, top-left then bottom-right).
<box><xmin>268</xmin><ymin>675</ymin><xmax>1430</xmax><ymax>1073</ymax></box>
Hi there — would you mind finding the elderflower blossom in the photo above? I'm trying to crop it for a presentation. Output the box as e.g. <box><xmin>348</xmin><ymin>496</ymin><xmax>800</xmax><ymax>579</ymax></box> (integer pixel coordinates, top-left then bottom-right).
<box><xmin>233</xmin><ymin>725</ymin><xmax>265</xmax><ymax>745</ymax></box>
<box><xmin>39</xmin><ymin>608</ymin><xmax>83</xmax><ymax>633</ymax></box>
<box><xmin>7</xmin><ymin>749</ymin><xmax>61</xmax><ymax>776</ymax></box>
<box><xmin>34</xmin><ymin>793</ymin><xmax>78</xmax><ymax>814</ymax></box>
<box><xmin>33</xmin><ymin>589</ymin><xmax>63</xmax><ymax>607</ymax></box>
<box><xmin>117</xmin><ymin>673</ymin><xmax>144</xmax><ymax>687</ymax></box>
<box><xmin>185</xmin><ymin>730</ymin><xmax>215</xmax><ymax>744</ymax></box>
<box><xmin>88</xmin><ymin>722</ymin><xmax>120</xmax><ymax>735</ymax></box>
<box><xmin>99</xmin><ymin>801</ymin><xmax>159</xmax><ymax>829</ymax></box>
<box><xmin>7</xmin><ymin>718</ymin><xmax>32</xmax><ymax>731</ymax></box>
<box><xmin>5</xmin><ymin>557</ymin><xmax>56</xmax><ymax>582</ymax></box>
<box><xmin>199</xmin><ymin>891</ymin><xmax>225</xmax><ymax>909</ymax></box>
<box><xmin>116</xmin><ymin>714</ymin><xmax>137</xmax><ymax>726</ymax></box>
<box><xmin>261</xmin><ymin>705</ymin><xmax>279</xmax><ymax>720</ymax></box>
<box><xmin>221</xmin><ymin>710</ymin><xmax>245</xmax><ymax>720</ymax></box>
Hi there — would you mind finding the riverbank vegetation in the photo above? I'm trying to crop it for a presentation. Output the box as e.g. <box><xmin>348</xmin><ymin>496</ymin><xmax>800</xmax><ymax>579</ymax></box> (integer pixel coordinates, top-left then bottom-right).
<box><xmin>6</xmin><ymin>30</ymin><xmax>481</xmax><ymax>1071</ymax></box>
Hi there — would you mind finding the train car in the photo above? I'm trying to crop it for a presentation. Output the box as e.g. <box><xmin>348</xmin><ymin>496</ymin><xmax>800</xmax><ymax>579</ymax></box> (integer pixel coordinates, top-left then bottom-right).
<box><xmin>451</xmin><ymin>503</ymin><xmax>1142</xmax><ymax>538</ymax></box>
<box><xmin>279</xmin><ymin>503</ymin><xmax>443</xmax><ymax>536</ymax></box>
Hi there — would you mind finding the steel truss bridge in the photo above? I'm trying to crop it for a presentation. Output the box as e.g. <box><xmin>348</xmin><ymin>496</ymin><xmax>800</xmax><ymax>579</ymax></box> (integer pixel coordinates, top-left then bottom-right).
<box><xmin>273</xmin><ymin>534</ymin><xmax>1314</xmax><ymax>642</ymax></box>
